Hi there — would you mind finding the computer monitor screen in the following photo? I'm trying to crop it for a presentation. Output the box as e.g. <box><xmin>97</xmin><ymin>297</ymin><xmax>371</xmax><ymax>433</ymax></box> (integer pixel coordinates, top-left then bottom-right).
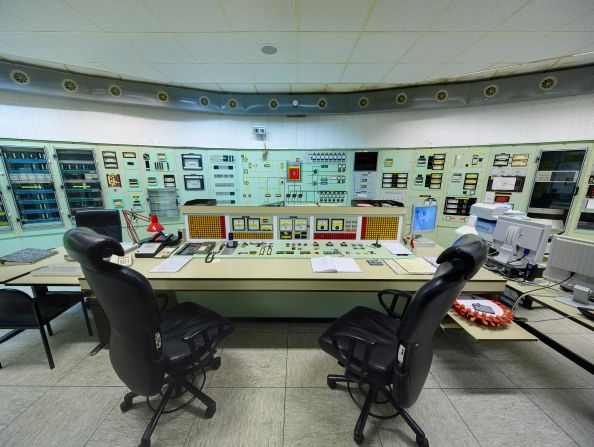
<box><xmin>544</xmin><ymin>235</ymin><xmax>594</xmax><ymax>307</ymax></box>
<box><xmin>491</xmin><ymin>216</ymin><xmax>550</xmax><ymax>264</ymax></box>
<box><xmin>411</xmin><ymin>205</ymin><xmax>437</xmax><ymax>234</ymax></box>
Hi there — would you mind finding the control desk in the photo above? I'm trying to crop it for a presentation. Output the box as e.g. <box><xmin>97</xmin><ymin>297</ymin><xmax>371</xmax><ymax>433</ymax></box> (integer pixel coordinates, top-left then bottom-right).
<box><xmin>179</xmin><ymin>205</ymin><xmax>407</xmax><ymax>259</ymax></box>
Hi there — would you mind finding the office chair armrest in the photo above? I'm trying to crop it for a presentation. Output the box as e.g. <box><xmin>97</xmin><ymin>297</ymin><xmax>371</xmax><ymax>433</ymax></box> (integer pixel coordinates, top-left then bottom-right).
<box><xmin>330</xmin><ymin>333</ymin><xmax>377</xmax><ymax>382</ymax></box>
<box><xmin>377</xmin><ymin>289</ymin><xmax>414</xmax><ymax>319</ymax></box>
<box><xmin>182</xmin><ymin>321</ymin><xmax>224</xmax><ymax>362</ymax></box>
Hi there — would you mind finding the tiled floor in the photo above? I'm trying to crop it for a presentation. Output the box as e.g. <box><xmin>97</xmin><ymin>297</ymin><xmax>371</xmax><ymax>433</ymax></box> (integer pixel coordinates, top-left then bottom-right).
<box><xmin>0</xmin><ymin>305</ymin><xmax>593</xmax><ymax>447</ymax></box>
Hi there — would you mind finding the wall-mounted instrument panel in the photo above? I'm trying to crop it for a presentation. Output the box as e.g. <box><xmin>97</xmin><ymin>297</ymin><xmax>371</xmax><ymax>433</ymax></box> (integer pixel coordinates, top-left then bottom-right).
<box><xmin>0</xmin><ymin>191</ymin><xmax>11</xmax><ymax>230</ymax></box>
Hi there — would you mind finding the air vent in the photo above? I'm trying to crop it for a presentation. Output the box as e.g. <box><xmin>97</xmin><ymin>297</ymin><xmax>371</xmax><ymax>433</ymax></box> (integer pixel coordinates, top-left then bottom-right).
<box><xmin>269</xmin><ymin>98</ymin><xmax>279</xmax><ymax>110</ymax></box>
<box><xmin>61</xmin><ymin>78</ymin><xmax>78</xmax><ymax>93</ymax></box>
<box><xmin>108</xmin><ymin>84</ymin><xmax>123</xmax><ymax>98</ymax></box>
<box><xmin>435</xmin><ymin>89</ymin><xmax>448</xmax><ymax>102</ymax></box>
<box><xmin>10</xmin><ymin>69</ymin><xmax>30</xmax><ymax>85</ymax></box>
<box><xmin>395</xmin><ymin>93</ymin><xmax>407</xmax><ymax>105</ymax></box>
<box><xmin>156</xmin><ymin>91</ymin><xmax>169</xmax><ymax>102</ymax></box>
<box><xmin>358</xmin><ymin>97</ymin><xmax>369</xmax><ymax>108</ymax></box>
<box><xmin>539</xmin><ymin>76</ymin><xmax>557</xmax><ymax>91</ymax></box>
<box><xmin>317</xmin><ymin>98</ymin><xmax>327</xmax><ymax>109</ymax></box>
<box><xmin>483</xmin><ymin>84</ymin><xmax>498</xmax><ymax>98</ymax></box>
<box><xmin>199</xmin><ymin>96</ymin><xmax>210</xmax><ymax>106</ymax></box>
<box><xmin>227</xmin><ymin>98</ymin><xmax>238</xmax><ymax>109</ymax></box>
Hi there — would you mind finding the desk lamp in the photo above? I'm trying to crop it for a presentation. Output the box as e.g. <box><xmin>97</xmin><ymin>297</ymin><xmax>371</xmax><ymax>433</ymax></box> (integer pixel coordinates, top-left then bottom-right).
<box><xmin>122</xmin><ymin>210</ymin><xmax>178</xmax><ymax>246</ymax></box>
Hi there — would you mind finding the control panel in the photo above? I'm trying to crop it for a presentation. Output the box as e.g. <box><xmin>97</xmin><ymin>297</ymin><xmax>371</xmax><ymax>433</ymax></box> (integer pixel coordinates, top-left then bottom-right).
<box><xmin>378</xmin><ymin>149</ymin><xmax>413</xmax><ymax>205</ymax></box>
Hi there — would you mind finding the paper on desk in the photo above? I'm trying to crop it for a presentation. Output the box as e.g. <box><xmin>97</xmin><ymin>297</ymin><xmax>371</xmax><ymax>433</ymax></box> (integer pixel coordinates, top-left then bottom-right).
<box><xmin>120</xmin><ymin>242</ymin><xmax>139</xmax><ymax>253</ymax></box>
<box><xmin>137</xmin><ymin>243</ymin><xmax>162</xmax><ymax>255</ymax></box>
<box><xmin>311</xmin><ymin>256</ymin><xmax>361</xmax><ymax>273</ymax></box>
<box><xmin>383</xmin><ymin>242</ymin><xmax>413</xmax><ymax>256</ymax></box>
<box><xmin>150</xmin><ymin>256</ymin><xmax>192</xmax><ymax>273</ymax></box>
<box><xmin>394</xmin><ymin>257</ymin><xmax>436</xmax><ymax>274</ymax></box>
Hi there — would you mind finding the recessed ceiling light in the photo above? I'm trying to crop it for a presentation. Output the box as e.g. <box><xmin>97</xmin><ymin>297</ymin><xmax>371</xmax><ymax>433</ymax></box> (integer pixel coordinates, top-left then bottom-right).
<box><xmin>261</xmin><ymin>44</ymin><xmax>278</xmax><ymax>55</ymax></box>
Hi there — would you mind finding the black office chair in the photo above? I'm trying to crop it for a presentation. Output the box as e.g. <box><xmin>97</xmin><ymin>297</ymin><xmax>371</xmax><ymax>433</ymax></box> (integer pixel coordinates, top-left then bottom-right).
<box><xmin>319</xmin><ymin>234</ymin><xmax>487</xmax><ymax>446</ymax></box>
<box><xmin>64</xmin><ymin>227</ymin><xmax>235</xmax><ymax>447</ymax></box>
<box><xmin>74</xmin><ymin>209</ymin><xmax>123</xmax><ymax>242</ymax></box>
<box><xmin>0</xmin><ymin>289</ymin><xmax>93</xmax><ymax>369</ymax></box>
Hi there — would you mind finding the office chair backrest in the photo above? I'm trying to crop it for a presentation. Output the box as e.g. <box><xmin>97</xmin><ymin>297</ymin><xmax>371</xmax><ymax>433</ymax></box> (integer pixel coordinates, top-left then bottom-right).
<box><xmin>74</xmin><ymin>209</ymin><xmax>123</xmax><ymax>242</ymax></box>
<box><xmin>394</xmin><ymin>234</ymin><xmax>486</xmax><ymax>408</ymax></box>
<box><xmin>64</xmin><ymin>227</ymin><xmax>164</xmax><ymax>396</ymax></box>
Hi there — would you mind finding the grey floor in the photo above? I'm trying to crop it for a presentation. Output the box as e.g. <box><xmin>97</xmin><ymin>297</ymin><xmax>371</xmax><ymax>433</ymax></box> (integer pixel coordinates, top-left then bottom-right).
<box><xmin>0</xmin><ymin>304</ymin><xmax>593</xmax><ymax>447</ymax></box>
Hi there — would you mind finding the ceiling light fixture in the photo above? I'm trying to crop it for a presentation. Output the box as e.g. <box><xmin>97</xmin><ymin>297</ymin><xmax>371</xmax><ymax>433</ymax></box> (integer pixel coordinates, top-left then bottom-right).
<box><xmin>260</xmin><ymin>44</ymin><xmax>278</xmax><ymax>55</ymax></box>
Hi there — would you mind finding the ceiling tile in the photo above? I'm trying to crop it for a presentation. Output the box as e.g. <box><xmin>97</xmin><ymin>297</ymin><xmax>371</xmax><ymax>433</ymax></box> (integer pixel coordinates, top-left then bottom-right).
<box><xmin>0</xmin><ymin>0</ymin><xmax>100</xmax><ymax>31</ymax></box>
<box><xmin>326</xmin><ymin>83</ymin><xmax>363</xmax><ymax>92</ymax></box>
<box><xmin>116</xmin><ymin>34</ymin><xmax>192</xmax><ymax>64</ymax></box>
<box><xmin>340</xmin><ymin>64</ymin><xmax>393</xmax><ymax>83</ymax></box>
<box><xmin>558</xmin><ymin>9</ymin><xmax>594</xmax><ymax>31</ymax></box>
<box><xmin>383</xmin><ymin>63</ymin><xmax>443</xmax><ymax>83</ymax></box>
<box><xmin>401</xmin><ymin>32</ymin><xmax>484</xmax><ymax>62</ymax></box>
<box><xmin>219</xmin><ymin>0</ymin><xmax>297</xmax><ymax>31</ymax></box>
<box><xmin>143</xmin><ymin>0</ymin><xmax>231</xmax><ymax>32</ymax></box>
<box><xmin>366</xmin><ymin>0</ymin><xmax>451</xmax><ymax>31</ymax></box>
<box><xmin>182</xmin><ymin>83</ymin><xmax>222</xmax><ymax>91</ymax></box>
<box><xmin>236</xmin><ymin>32</ymin><xmax>297</xmax><ymax>63</ymax></box>
<box><xmin>502</xmin><ymin>32</ymin><xmax>594</xmax><ymax>62</ymax></box>
<box><xmin>255</xmin><ymin>83</ymin><xmax>291</xmax><ymax>93</ymax></box>
<box><xmin>217</xmin><ymin>83</ymin><xmax>257</xmax><ymax>93</ymax></box>
<box><xmin>0</xmin><ymin>9</ymin><xmax>39</xmax><ymax>31</ymax></box>
<box><xmin>53</xmin><ymin>34</ymin><xmax>145</xmax><ymax>63</ymax></box>
<box><xmin>350</xmin><ymin>32</ymin><xmax>420</xmax><ymax>63</ymax></box>
<box><xmin>298</xmin><ymin>33</ymin><xmax>358</xmax><ymax>63</ymax></box>
<box><xmin>102</xmin><ymin>63</ymin><xmax>171</xmax><ymax>82</ymax></box>
<box><xmin>496</xmin><ymin>0</ymin><xmax>594</xmax><ymax>31</ymax></box>
<box><xmin>492</xmin><ymin>59</ymin><xmax>559</xmax><ymax>77</ymax></box>
<box><xmin>65</xmin><ymin>63</ymin><xmax>114</xmax><ymax>77</ymax></box>
<box><xmin>64</xmin><ymin>0</ymin><xmax>165</xmax><ymax>32</ymax></box>
<box><xmin>250</xmin><ymin>64</ymin><xmax>296</xmax><ymax>83</ymax></box>
<box><xmin>454</xmin><ymin>33</ymin><xmax>548</xmax><ymax>63</ymax></box>
<box><xmin>1</xmin><ymin>55</ymin><xmax>66</xmax><ymax>71</ymax></box>
<box><xmin>290</xmin><ymin>83</ymin><xmax>327</xmax><ymax>93</ymax></box>
<box><xmin>299</xmin><ymin>0</ymin><xmax>374</xmax><ymax>31</ymax></box>
<box><xmin>177</xmin><ymin>34</ymin><xmax>245</xmax><ymax>63</ymax></box>
<box><xmin>297</xmin><ymin>64</ymin><xmax>345</xmax><ymax>83</ymax></box>
<box><xmin>202</xmin><ymin>63</ymin><xmax>254</xmax><ymax>83</ymax></box>
<box><xmin>430</xmin><ymin>62</ymin><xmax>494</xmax><ymax>79</ymax></box>
<box><xmin>554</xmin><ymin>51</ymin><xmax>594</xmax><ymax>68</ymax></box>
<box><xmin>0</xmin><ymin>32</ymin><xmax>83</xmax><ymax>63</ymax></box>
<box><xmin>430</xmin><ymin>0</ymin><xmax>529</xmax><ymax>31</ymax></box>
<box><xmin>153</xmin><ymin>63</ymin><xmax>214</xmax><ymax>83</ymax></box>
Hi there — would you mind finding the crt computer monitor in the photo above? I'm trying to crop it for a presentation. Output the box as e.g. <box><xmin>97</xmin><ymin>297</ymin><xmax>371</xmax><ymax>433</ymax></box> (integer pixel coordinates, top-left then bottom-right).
<box><xmin>544</xmin><ymin>235</ymin><xmax>594</xmax><ymax>307</ymax></box>
<box><xmin>411</xmin><ymin>205</ymin><xmax>437</xmax><ymax>235</ymax></box>
<box><xmin>491</xmin><ymin>216</ymin><xmax>550</xmax><ymax>265</ymax></box>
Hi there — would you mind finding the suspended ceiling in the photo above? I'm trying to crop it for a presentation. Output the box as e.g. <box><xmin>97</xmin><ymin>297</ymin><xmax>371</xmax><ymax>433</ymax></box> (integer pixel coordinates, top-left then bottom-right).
<box><xmin>0</xmin><ymin>0</ymin><xmax>593</xmax><ymax>94</ymax></box>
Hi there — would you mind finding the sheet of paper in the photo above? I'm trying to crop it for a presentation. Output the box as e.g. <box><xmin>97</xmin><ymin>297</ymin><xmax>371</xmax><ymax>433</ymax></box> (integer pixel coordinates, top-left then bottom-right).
<box><xmin>311</xmin><ymin>256</ymin><xmax>337</xmax><ymax>273</ymax></box>
<box><xmin>385</xmin><ymin>259</ymin><xmax>407</xmax><ymax>274</ymax></box>
<box><xmin>491</xmin><ymin>176</ymin><xmax>516</xmax><ymax>191</ymax></box>
<box><xmin>110</xmin><ymin>255</ymin><xmax>133</xmax><ymax>266</ymax></box>
<box><xmin>332</xmin><ymin>257</ymin><xmax>362</xmax><ymax>273</ymax></box>
<box><xmin>32</xmin><ymin>264</ymin><xmax>82</xmax><ymax>276</ymax></box>
<box><xmin>383</xmin><ymin>242</ymin><xmax>413</xmax><ymax>256</ymax></box>
<box><xmin>120</xmin><ymin>242</ymin><xmax>139</xmax><ymax>253</ymax></box>
<box><xmin>395</xmin><ymin>258</ymin><xmax>437</xmax><ymax>274</ymax></box>
<box><xmin>137</xmin><ymin>243</ymin><xmax>162</xmax><ymax>254</ymax></box>
<box><xmin>150</xmin><ymin>255</ymin><xmax>192</xmax><ymax>273</ymax></box>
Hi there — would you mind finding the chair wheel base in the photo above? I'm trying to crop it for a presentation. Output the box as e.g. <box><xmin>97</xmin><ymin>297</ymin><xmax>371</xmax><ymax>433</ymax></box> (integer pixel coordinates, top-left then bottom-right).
<box><xmin>417</xmin><ymin>436</ymin><xmax>429</xmax><ymax>447</ymax></box>
<box><xmin>204</xmin><ymin>404</ymin><xmax>216</xmax><ymax>419</ymax></box>
<box><xmin>327</xmin><ymin>378</ymin><xmax>337</xmax><ymax>389</ymax></box>
<box><xmin>120</xmin><ymin>400</ymin><xmax>133</xmax><ymax>413</ymax></box>
<box><xmin>139</xmin><ymin>438</ymin><xmax>150</xmax><ymax>447</ymax></box>
<box><xmin>211</xmin><ymin>357</ymin><xmax>222</xmax><ymax>370</ymax></box>
<box><xmin>354</xmin><ymin>432</ymin><xmax>364</xmax><ymax>444</ymax></box>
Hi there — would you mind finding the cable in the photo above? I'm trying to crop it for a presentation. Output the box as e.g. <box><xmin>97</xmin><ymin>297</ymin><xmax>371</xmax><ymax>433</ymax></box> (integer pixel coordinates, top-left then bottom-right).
<box><xmin>510</xmin><ymin>273</ymin><xmax>575</xmax><ymax>313</ymax></box>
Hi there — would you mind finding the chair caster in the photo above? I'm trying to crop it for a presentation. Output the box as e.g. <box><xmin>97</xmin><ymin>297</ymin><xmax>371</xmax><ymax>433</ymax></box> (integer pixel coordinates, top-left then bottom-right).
<box><xmin>353</xmin><ymin>432</ymin><xmax>364</xmax><ymax>444</ymax></box>
<box><xmin>120</xmin><ymin>399</ymin><xmax>133</xmax><ymax>413</ymax></box>
<box><xmin>327</xmin><ymin>377</ymin><xmax>337</xmax><ymax>389</ymax></box>
<box><xmin>138</xmin><ymin>437</ymin><xmax>150</xmax><ymax>447</ymax></box>
<box><xmin>210</xmin><ymin>357</ymin><xmax>222</xmax><ymax>370</ymax></box>
<box><xmin>204</xmin><ymin>403</ymin><xmax>216</xmax><ymax>419</ymax></box>
<box><xmin>416</xmin><ymin>435</ymin><xmax>429</xmax><ymax>447</ymax></box>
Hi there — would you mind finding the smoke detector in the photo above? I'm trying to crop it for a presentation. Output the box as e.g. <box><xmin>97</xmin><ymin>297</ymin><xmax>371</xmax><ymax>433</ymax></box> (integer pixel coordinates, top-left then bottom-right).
<box><xmin>61</xmin><ymin>78</ymin><xmax>78</xmax><ymax>93</ymax></box>
<box><xmin>10</xmin><ymin>69</ymin><xmax>30</xmax><ymax>85</ymax></box>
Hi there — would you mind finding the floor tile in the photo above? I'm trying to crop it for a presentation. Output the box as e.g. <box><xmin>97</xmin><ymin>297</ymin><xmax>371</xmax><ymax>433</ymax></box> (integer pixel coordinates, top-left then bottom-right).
<box><xmin>232</xmin><ymin>321</ymin><xmax>289</xmax><ymax>333</ymax></box>
<box><xmin>57</xmin><ymin>349</ymin><xmax>123</xmax><ymax>386</ymax></box>
<box><xmin>0</xmin><ymin>386</ymin><xmax>47</xmax><ymax>427</ymax></box>
<box><xmin>86</xmin><ymin>388</ymin><xmax>202</xmax><ymax>447</ymax></box>
<box><xmin>208</xmin><ymin>347</ymin><xmax>287</xmax><ymax>388</ymax></box>
<box><xmin>0</xmin><ymin>331</ymin><xmax>97</xmax><ymax>386</ymax></box>
<box><xmin>0</xmin><ymin>386</ymin><xmax>124</xmax><ymax>447</ymax></box>
<box><xmin>48</xmin><ymin>305</ymin><xmax>95</xmax><ymax>334</ymax></box>
<box><xmin>523</xmin><ymin>388</ymin><xmax>594</xmax><ymax>447</ymax></box>
<box><xmin>288</xmin><ymin>321</ymin><xmax>331</xmax><ymax>334</ymax></box>
<box><xmin>223</xmin><ymin>331</ymin><xmax>288</xmax><ymax>349</ymax></box>
<box><xmin>0</xmin><ymin>329</ymin><xmax>43</xmax><ymax>367</ymax></box>
<box><xmin>284</xmin><ymin>387</ymin><xmax>381</xmax><ymax>446</ymax></box>
<box><xmin>376</xmin><ymin>389</ymin><xmax>479</xmax><ymax>446</ymax></box>
<box><xmin>286</xmin><ymin>332</ymin><xmax>339</xmax><ymax>387</ymax></box>
<box><xmin>446</xmin><ymin>389</ymin><xmax>578</xmax><ymax>447</ymax></box>
<box><xmin>184</xmin><ymin>388</ymin><xmax>284</xmax><ymax>447</ymax></box>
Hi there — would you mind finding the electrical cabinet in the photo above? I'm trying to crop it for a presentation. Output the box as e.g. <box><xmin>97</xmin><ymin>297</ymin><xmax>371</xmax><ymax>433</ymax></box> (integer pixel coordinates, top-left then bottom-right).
<box><xmin>53</xmin><ymin>146</ymin><xmax>104</xmax><ymax>218</ymax></box>
<box><xmin>0</xmin><ymin>145</ymin><xmax>62</xmax><ymax>227</ymax></box>
<box><xmin>0</xmin><ymin>192</ymin><xmax>11</xmax><ymax>230</ymax></box>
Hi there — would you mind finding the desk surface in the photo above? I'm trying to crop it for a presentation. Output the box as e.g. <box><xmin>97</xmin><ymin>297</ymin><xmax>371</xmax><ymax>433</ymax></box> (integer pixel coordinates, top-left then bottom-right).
<box><xmin>0</xmin><ymin>249</ymin><xmax>66</xmax><ymax>285</ymax></box>
<box><xmin>506</xmin><ymin>282</ymin><xmax>594</xmax><ymax>330</ymax></box>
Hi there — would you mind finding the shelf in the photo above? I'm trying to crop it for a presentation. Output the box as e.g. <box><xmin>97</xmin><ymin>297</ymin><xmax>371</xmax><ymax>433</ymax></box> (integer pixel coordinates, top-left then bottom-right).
<box><xmin>20</xmin><ymin>208</ymin><xmax>60</xmax><ymax>214</ymax></box>
<box><xmin>19</xmin><ymin>199</ymin><xmax>59</xmax><ymax>205</ymax></box>
<box><xmin>15</xmin><ymin>189</ymin><xmax>55</xmax><ymax>194</ymax></box>
<box><xmin>6</xmin><ymin>159</ymin><xmax>48</xmax><ymax>164</ymax></box>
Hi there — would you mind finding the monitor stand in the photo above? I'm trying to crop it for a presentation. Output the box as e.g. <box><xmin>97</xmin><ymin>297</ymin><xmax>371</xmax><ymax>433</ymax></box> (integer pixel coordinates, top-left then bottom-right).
<box><xmin>554</xmin><ymin>285</ymin><xmax>594</xmax><ymax>310</ymax></box>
